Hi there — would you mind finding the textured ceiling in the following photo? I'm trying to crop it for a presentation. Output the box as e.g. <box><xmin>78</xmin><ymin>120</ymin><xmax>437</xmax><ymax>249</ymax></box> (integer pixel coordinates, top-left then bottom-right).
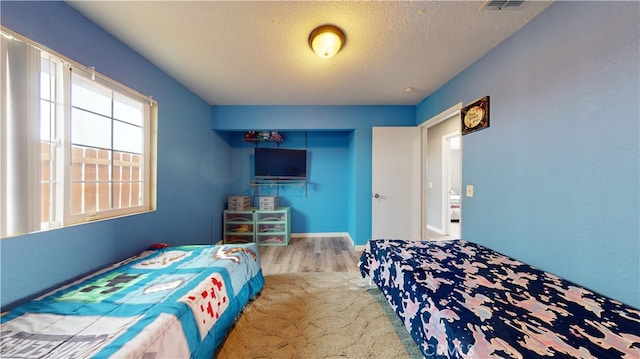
<box><xmin>67</xmin><ymin>1</ymin><xmax>553</xmax><ymax>106</ymax></box>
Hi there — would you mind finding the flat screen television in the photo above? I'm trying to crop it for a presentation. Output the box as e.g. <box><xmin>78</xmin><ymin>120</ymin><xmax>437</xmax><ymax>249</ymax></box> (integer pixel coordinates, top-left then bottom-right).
<box><xmin>254</xmin><ymin>147</ymin><xmax>307</xmax><ymax>180</ymax></box>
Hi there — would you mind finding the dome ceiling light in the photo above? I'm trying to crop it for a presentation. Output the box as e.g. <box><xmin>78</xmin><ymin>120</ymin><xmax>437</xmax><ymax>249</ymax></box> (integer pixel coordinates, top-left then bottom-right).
<box><xmin>308</xmin><ymin>24</ymin><xmax>346</xmax><ymax>59</ymax></box>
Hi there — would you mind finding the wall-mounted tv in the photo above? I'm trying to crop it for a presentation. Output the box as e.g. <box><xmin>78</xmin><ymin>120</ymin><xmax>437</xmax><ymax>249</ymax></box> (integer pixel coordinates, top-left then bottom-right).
<box><xmin>254</xmin><ymin>147</ymin><xmax>307</xmax><ymax>180</ymax></box>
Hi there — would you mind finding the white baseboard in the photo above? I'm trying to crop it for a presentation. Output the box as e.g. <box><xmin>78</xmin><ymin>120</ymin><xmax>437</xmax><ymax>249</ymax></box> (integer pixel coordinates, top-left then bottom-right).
<box><xmin>427</xmin><ymin>224</ymin><xmax>444</xmax><ymax>235</ymax></box>
<box><xmin>290</xmin><ymin>232</ymin><xmax>350</xmax><ymax>238</ymax></box>
<box><xmin>291</xmin><ymin>232</ymin><xmax>355</xmax><ymax>248</ymax></box>
<box><xmin>354</xmin><ymin>244</ymin><xmax>368</xmax><ymax>252</ymax></box>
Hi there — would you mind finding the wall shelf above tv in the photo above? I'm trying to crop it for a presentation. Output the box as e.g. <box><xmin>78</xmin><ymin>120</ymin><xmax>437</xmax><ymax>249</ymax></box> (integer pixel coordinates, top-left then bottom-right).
<box><xmin>245</xmin><ymin>138</ymin><xmax>283</xmax><ymax>144</ymax></box>
<box><xmin>244</xmin><ymin>131</ymin><xmax>283</xmax><ymax>143</ymax></box>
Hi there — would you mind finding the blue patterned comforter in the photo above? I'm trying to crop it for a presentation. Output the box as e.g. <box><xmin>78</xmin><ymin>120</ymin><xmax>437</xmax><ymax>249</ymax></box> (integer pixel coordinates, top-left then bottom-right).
<box><xmin>1</xmin><ymin>244</ymin><xmax>264</xmax><ymax>358</ymax></box>
<box><xmin>359</xmin><ymin>239</ymin><xmax>640</xmax><ymax>358</ymax></box>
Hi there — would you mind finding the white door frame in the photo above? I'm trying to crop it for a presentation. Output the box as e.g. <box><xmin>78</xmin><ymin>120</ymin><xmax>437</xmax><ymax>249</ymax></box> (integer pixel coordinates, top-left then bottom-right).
<box><xmin>419</xmin><ymin>102</ymin><xmax>463</xmax><ymax>238</ymax></box>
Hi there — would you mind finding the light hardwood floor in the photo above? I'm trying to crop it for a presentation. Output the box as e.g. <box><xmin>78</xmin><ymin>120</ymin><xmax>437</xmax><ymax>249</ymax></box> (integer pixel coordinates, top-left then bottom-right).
<box><xmin>258</xmin><ymin>236</ymin><xmax>361</xmax><ymax>275</ymax></box>
<box><xmin>259</xmin><ymin>224</ymin><xmax>461</xmax><ymax>275</ymax></box>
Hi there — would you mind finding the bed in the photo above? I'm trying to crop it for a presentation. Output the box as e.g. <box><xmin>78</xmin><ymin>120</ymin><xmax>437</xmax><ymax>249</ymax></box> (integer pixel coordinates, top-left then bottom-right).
<box><xmin>359</xmin><ymin>239</ymin><xmax>640</xmax><ymax>358</ymax></box>
<box><xmin>0</xmin><ymin>243</ymin><xmax>264</xmax><ymax>358</ymax></box>
<box><xmin>449</xmin><ymin>190</ymin><xmax>460</xmax><ymax>222</ymax></box>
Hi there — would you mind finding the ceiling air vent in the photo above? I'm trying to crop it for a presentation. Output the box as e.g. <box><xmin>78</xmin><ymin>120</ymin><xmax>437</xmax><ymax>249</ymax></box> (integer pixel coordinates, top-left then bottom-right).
<box><xmin>481</xmin><ymin>0</ymin><xmax>526</xmax><ymax>10</ymax></box>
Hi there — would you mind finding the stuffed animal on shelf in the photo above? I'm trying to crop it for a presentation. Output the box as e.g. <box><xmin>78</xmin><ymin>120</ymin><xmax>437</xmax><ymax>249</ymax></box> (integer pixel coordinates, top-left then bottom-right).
<box><xmin>244</xmin><ymin>131</ymin><xmax>257</xmax><ymax>140</ymax></box>
<box><xmin>269</xmin><ymin>132</ymin><xmax>283</xmax><ymax>142</ymax></box>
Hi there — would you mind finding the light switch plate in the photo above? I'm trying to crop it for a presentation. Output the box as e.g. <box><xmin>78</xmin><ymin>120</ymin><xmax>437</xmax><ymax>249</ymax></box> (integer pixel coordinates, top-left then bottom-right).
<box><xmin>466</xmin><ymin>185</ymin><xmax>474</xmax><ymax>197</ymax></box>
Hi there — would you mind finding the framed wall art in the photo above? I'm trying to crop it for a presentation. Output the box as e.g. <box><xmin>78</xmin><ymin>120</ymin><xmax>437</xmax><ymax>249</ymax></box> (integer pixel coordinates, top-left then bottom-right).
<box><xmin>461</xmin><ymin>96</ymin><xmax>490</xmax><ymax>135</ymax></box>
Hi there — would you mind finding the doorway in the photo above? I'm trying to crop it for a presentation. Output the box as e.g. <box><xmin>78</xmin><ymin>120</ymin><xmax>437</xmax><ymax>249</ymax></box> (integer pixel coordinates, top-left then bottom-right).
<box><xmin>442</xmin><ymin>133</ymin><xmax>461</xmax><ymax>238</ymax></box>
<box><xmin>420</xmin><ymin>103</ymin><xmax>463</xmax><ymax>240</ymax></box>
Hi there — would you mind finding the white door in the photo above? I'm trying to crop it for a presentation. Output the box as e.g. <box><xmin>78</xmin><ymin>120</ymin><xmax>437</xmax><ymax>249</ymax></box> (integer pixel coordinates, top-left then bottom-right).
<box><xmin>372</xmin><ymin>127</ymin><xmax>422</xmax><ymax>240</ymax></box>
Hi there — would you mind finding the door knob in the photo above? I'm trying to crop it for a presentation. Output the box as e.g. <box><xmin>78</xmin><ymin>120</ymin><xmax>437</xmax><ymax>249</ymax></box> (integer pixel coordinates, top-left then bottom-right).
<box><xmin>373</xmin><ymin>193</ymin><xmax>380</xmax><ymax>198</ymax></box>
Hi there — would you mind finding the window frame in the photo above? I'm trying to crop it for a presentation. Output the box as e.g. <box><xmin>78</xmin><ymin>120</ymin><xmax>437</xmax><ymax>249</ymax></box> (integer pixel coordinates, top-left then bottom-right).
<box><xmin>39</xmin><ymin>52</ymin><xmax>66</xmax><ymax>230</ymax></box>
<box><xmin>65</xmin><ymin>66</ymin><xmax>153</xmax><ymax>225</ymax></box>
<box><xmin>1</xmin><ymin>26</ymin><xmax>157</xmax><ymax>238</ymax></box>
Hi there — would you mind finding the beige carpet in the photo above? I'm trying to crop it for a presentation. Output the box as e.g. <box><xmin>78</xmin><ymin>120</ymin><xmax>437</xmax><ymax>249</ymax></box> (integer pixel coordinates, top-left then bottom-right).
<box><xmin>215</xmin><ymin>272</ymin><xmax>422</xmax><ymax>359</ymax></box>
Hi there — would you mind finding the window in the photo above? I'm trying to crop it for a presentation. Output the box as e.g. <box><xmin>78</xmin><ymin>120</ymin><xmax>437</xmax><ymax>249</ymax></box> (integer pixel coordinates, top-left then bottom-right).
<box><xmin>1</xmin><ymin>27</ymin><xmax>156</xmax><ymax>238</ymax></box>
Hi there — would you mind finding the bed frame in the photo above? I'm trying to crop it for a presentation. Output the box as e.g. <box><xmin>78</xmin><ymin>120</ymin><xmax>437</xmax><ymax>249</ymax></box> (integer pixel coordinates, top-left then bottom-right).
<box><xmin>360</xmin><ymin>239</ymin><xmax>640</xmax><ymax>358</ymax></box>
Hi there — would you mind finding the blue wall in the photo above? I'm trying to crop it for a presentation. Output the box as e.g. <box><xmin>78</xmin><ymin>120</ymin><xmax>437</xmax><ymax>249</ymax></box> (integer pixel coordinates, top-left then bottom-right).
<box><xmin>212</xmin><ymin>106</ymin><xmax>416</xmax><ymax>244</ymax></box>
<box><xmin>417</xmin><ymin>1</ymin><xmax>639</xmax><ymax>307</ymax></box>
<box><xmin>222</xmin><ymin>131</ymin><xmax>351</xmax><ymax>234</ymax></box>
<box><xmin>0</xmin><ymin>1</ymin><xmax>226</xmax><ymax>309</ymax></box>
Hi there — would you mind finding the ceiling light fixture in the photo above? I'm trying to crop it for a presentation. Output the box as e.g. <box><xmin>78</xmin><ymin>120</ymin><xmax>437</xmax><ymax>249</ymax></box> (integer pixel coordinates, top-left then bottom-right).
<box><xmin>308</xmin><ymin>24</ymin><xmax>346</xmax><ymax>59</ymax></box>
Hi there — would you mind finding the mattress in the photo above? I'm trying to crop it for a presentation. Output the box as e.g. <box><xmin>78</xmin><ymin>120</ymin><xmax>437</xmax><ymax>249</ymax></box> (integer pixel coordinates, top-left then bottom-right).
<box><xmin>359</xmin><ymin>239</ymin><xmax>640</xmax><ymax>358</ymax></box>
<box><xmin>1</xmin><ymin>243</ymin><xmax>264</xmax><ymax>358</ymax></box>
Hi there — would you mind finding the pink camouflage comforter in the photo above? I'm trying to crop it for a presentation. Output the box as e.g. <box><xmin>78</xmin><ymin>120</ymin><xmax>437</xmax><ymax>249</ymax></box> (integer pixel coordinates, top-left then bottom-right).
<box><xmin>359</xmin><ymin>239</ymin><xmax>640</xmax><ymax>358</ymax></box>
